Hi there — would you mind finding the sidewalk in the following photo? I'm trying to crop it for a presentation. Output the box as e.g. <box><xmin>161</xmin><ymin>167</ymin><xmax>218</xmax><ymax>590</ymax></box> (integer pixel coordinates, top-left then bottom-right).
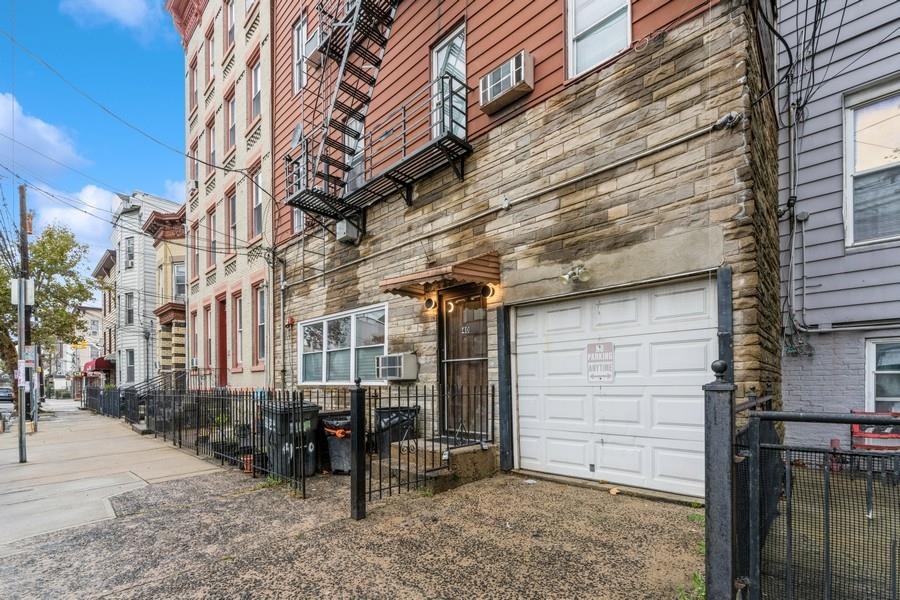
<box><xmin>0</xmin><ymin>398</ymin><xmax>221</xmax><ymax>549</ymax></box>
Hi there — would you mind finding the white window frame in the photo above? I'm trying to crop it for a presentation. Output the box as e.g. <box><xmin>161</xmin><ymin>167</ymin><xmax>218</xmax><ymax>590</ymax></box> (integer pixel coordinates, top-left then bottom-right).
<box><xmin>250</xmin><ymin>61</ymin><xmax>261</xmax><ymax>119</ymax></box>
<box><xmin>298</xmin><ymin>303</ymin><xmax>388</xmax><ymax>384</ymax></box>
<box><xmin>207</xmin><ymin>121</ymin><xmax>216</xmax><ymax>174</ymax></box>
<box><xmin>293</xmin><ymin>18</ymin><xmax>307</xmax><ymax>93</ymax></box>
<box><xmin>843</xmin><ymin>79</ymin><xmax>900</xmax><ymax>247</ymax></box>
<box><xmin>173</xmin><ymin>262</ymin><xmax>186</xmax><ymax>300</ymax></box>
<box><xmin>566</xmin><ymin>0</ymin><xmax>631</xmax><ymax>78</ymax></box>
<box><xmin>233</xmin><ymin>294</ymin><xmax>243</xmax><ymax>367</ymax></box>
<box><xmin>255</xmin><ymin>285</ymin><xmax>266</xmax><ymax>362</ymax></box>
<box><xmin>225</xmin><ymin>0</ymin><xmax>235</xmax><ymax>48</ymax></box>
<box><xmin>125</xmin><ymin>237</ymin><xmax>135</xmax><ymax>266</ymax></box>
<box><xmin>226</xmin><ymin>95</ymin><xmax>236</xmax><ymax>149</ymax></box>
<box><xmin>251</xmin><ymin>170</ymin><xmax>263</xmax><ymax>237</ymax></box>
<box><xmin>431</xmin><ymin>24</ymin><xmax>466</xmax><ymax>139</ymax></box>
<box><xmin>293</xmin><ymin>207</ymin><xmax>304</xmax><ymax>232</ymax></box>
<box><xmin>125</xmin><ymin>293</ymin><xmax>134</xmax><ymax>325</ymax></box>
<box><xmin>227</xmin><ymin>190</ymin><xmax>237</xmax><ymax>250</ymax></box>
<box><xmin>866</xmin><ymin>338</ymin><xmax>900</xmax><ymax>413</ymax></box>
<box><xmin>126</xmin><ymin>349</ymin><xmax>135</xmax><ymax>383</ymax></box>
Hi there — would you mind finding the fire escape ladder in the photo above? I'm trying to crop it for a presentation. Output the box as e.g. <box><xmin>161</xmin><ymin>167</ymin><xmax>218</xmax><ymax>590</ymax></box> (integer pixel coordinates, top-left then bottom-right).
<box><xmin>306</xmin><ymin>0</ymin><xmax>400</xmax><ymax>219</ymax></box>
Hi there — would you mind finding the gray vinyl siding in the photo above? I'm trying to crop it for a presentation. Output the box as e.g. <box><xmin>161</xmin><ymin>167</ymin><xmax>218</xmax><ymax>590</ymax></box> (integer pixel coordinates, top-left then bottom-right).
<box><xmin>777</xmin><ymin>0</ymin><xmax>900</xmax><ymax>327</ymax></box>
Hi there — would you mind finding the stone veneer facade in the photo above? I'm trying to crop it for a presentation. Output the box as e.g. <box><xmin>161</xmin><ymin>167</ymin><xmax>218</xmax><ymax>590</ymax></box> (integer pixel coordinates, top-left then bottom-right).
<box><xmin>273</xmin><ymin>1</ymin><xmax>780</xmax><ymax>414</ymax></box>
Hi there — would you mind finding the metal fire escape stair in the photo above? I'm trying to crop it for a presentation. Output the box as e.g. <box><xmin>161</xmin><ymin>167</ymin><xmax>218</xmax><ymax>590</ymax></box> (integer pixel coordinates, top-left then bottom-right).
<box><xmin>301</xmin><ymin>0</ymin><xmax>400</xmax><ymax>221</ymax></box>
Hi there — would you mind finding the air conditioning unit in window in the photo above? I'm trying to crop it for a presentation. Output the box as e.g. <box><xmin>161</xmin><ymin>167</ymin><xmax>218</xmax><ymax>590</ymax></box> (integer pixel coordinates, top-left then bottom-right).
<box><xmin>190</xmin><ymin>357</ymin><xmax>199</xmax><ymax>369</ymax></box>
<box><xmin>305</xmin><ymin>28</ymin><xmax>323</xmax><ymax>67</ymax></box>
<box><xmin>376</xmin><ymin>352</ymin><xmax>418</xmax><ymax>381</ymax></box>
<box><xmin>479</xmin><ymin>50</ymin><xmax>535</xmax><ymax>115</ymax></box>
<box><xmin>186</xmin><ymin>180</ymin><xmax>199</xmax><ymax>196</ymax></box>
<box><xmin>125</xmin><ymin>259</ymin><xmax>134</xmax><ymax>269</ymax></box>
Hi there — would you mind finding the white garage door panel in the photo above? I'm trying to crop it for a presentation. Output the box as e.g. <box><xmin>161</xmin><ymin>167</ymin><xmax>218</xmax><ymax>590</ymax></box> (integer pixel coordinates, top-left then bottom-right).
<box><xmin>515</xmin><ymin>278</ymin><xmax>716</xmax><ymax>497</ymax></box>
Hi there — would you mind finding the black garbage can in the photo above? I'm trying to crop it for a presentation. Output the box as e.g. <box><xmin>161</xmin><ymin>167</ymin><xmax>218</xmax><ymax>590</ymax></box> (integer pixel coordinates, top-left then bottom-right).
<box><xmin>262</xmin><ymin>400</ymin><xmax>320</xmax><ymax>479</ymax></box>
<box><xmin>374</xmin><ymin>406</ymin><xmax>420</xmax><ymax>459</ymax></box>
<box><xmin>322</xmin><ymin>413</ymin><xmax>352</xmax><ymax>474</ymax></box>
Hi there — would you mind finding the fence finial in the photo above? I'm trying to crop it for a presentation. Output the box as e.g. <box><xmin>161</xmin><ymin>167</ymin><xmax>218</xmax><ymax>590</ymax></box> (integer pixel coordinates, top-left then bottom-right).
<box><xmin>354</xmin><ymin>377</ymin><xmax>361</xmax><ymax>388</ymax></box>
<box><xmin>711</xmin><ymin>360</ymin><xmax>728</xmax><ymax>382</ymax></box>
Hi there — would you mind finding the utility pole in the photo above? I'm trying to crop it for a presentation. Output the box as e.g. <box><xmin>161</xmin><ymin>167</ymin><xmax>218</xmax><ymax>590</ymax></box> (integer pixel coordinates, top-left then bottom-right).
<box><xmin>17</xmin><ymin>184</ymin><xmax>28</xmax><ymax>462</ymax></box>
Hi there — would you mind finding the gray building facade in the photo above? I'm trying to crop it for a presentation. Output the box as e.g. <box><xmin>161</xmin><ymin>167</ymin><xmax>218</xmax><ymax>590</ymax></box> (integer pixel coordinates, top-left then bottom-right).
<box><xmin>778</xmin><ymin>0</ymin><xmax>900</xmax><ymax>445</ymax></box>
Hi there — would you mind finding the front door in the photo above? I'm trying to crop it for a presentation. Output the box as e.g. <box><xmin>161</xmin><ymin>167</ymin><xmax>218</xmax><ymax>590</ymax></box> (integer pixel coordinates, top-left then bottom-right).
<box><xmin>440</xmin><ymin>288</ymin><xmax>487</xmax><ymax>440</ymax></box>
<box><xmin>217</xmin><ymin>298</ymin><xmax>227</xmax><ymax>387</ymax></box>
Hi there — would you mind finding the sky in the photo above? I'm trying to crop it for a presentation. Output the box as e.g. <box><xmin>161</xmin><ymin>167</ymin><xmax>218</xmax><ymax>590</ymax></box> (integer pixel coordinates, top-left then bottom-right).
<box><xmin>0</xmin><ymin>1</ymin><xmax>186</xmax><ymax>287</ymax></box>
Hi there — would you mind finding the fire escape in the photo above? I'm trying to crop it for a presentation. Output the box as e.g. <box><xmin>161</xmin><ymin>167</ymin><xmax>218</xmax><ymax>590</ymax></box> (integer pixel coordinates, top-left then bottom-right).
<box><xmin>285</xmin><ymin>0</ymin><xmax>472</xmax><ymax>224</ymax></box>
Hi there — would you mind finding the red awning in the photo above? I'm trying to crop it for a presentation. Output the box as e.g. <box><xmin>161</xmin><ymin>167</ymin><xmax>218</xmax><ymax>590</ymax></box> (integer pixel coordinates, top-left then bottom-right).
<box><xmin>83</xmin><ymin>358</ymin><xmax>114</xmax><ymax>372</ymax></box>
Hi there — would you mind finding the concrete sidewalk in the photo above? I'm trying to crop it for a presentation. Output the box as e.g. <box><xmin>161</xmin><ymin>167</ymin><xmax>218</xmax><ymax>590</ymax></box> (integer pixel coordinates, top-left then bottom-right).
<box><xmin>0</xmin><ymin>398</ymin><xmax>220</xmax><ymax>549</ymax></box>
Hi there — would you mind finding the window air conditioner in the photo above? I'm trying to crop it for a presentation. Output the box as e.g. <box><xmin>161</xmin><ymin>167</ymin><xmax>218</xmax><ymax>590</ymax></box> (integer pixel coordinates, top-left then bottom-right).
<box><xmin>375</xmin><ymin>352</ymin><xmax>418</xmax><ymax>381</ymax></box>
<box><xmin>186</xmin><ymin>180</ymin><xmax>199</xmax><ymax>195</ymax></box>
<box><xmin>479</xmin><ymin>50</ymin><xmax>534</xmax><ymax>115</ymax></box>
<box><xmin>190</xmin><ymin>357</ymin><xmax>199</xmax><ymax>368</ymax></box>
<box><xmin>126</xmin><ymin>259</ymin><xmax>134</xmax><ymax>269</ymax></box>
<box><xmin>305</xmin><ymin>28</ymin><xmax>323</xmax><ymax>67</ymax></box>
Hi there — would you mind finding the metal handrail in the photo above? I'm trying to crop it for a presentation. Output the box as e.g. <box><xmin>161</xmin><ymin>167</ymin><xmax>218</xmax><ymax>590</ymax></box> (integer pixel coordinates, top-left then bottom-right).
<box><xmin>751</xmin><ymin>410</ymin><xmax>900</xmax><ymax>425</ymax></box>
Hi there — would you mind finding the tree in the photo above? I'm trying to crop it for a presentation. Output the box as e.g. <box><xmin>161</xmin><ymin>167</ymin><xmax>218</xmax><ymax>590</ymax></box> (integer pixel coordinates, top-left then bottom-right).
<box><xmin>0</xmin><ymin>225</ymin><xmax>95</xmax><ymax>375</ymax></box>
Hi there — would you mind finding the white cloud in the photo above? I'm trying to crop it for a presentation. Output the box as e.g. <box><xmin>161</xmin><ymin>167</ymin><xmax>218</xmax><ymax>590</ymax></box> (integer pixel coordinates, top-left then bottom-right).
<box><xmin>59</xmin><ymin>0</ymin><xmax>156</xmax><ymax>29</ymax></box>
<box><xmin>0</xmin><ymin>92</ymin><xmax>86</xmax><ymax>176</ymax></box>
<box><xmin>32</xmin><ymin>184</ymin><xmax>116</xmax><ymax>274</ymax></box>
<box><xmin>162</xmin><ymin>179</ymin><xmax>186</xmax><ymax>204</ymax></box>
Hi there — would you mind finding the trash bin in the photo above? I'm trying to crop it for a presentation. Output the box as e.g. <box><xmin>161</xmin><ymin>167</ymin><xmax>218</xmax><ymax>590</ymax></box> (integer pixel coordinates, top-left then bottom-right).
<box><xmin>374</xmin><ymin>406</ymin><xmax>420</xmax><ymax>459</ymax></box>
<box><xmin>262</xmin><ymin>400</ymin><xmax>320</xmax><ymax>479</ymax></box>
<box><xmin>322</xmin><ymin>413</ymin><xmax>352</xmax><ymax>474</ymax></box>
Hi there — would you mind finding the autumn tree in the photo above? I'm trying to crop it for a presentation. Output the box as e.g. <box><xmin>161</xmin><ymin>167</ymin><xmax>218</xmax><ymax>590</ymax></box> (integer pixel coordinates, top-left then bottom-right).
<box><xmin>0</xmin><ymin>225</ymin><xmax>95</xmax><ymax>374</ymax></box>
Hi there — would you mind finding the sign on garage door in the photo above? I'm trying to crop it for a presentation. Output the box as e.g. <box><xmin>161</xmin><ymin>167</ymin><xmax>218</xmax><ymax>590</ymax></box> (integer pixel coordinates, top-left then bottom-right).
<box><xmin>515</xmin><ymin>278</ymin><xmax>717</xmax><ymax>497</ymax></box>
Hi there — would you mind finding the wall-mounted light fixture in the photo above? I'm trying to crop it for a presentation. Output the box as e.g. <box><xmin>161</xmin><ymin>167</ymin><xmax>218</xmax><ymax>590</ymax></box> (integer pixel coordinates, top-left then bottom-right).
<box><xmin>424</xmin><ymin>297</ymin><xmax>436</xmax><ymax>310</ymax></box>
<box><xmin>561</xmin><ymin>264</ymin><xmax>590</xmax><ymax>284</ymax></box>
<box><xmin>480</xmin><ymin>284</ymin><xmax>496</xmax><ymax>298</ymax></box>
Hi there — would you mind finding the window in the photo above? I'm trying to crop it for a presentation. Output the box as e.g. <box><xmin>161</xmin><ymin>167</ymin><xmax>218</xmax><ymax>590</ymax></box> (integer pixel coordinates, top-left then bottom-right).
<box><xmin>432</xmin><ymin>26</ymin><xmax>466</xmax><ymax>139</ymax></box>
<box><xmin>207</xmin><ymin>209</ymin><xmax>217</xmax><ymax>267</ymax></box>
<box><xmin>227</xmin><ymin>189</ymin><xmax>237</xmax><ymax>251</ymax></box>
<box><xmin>190</xmin><ymin>141</ymin><xmax>199</xmax><ymax>182</ymax></box>
<box><xmin>206</xmin><ymin>120</ymin><xmax>216</xmax><ymax>175</ymax></box>
<box><xmin>567</xmin><ymin>0</ymin><xmax>630</xmax><ymax>77</ymax></box>
<box><xmin>190</xmin><ymin>224</ymin><xmax>200</xmax><ymax>276</ymax></box>
<box><xmin>189</xmin><ymin>56</ymin><xmax>198</xmax><ymax>111</ymax></box>
<box><xmin>225</xmin><ymin>92</ymin><xmax>236</xmax><ymax>150</ymax></box>
<box><xmin>125</xmin><ymin>293</ymin><xmax>134</xmax><ymax>325</ymax></box>
<box><xmin>225</xmin><ymin>0</ymin><xmax>235</xmax><ymax>48</ymax></box>
<box><xmin>293</xmin><ymin>19</ymin><xmax>307</xmax><ymax>93</ymax></box>
<box><xmin>126</xmin><ymin>349</ymin><xmax>135</xmax><ymax>383</ymax></box>
<box><xmin>125</xmin><ymin>237</ymin><xmax>135</xmax><ymax>267</ymax></box>
<box><xmin>345</xmin><ymin>117</ymin><xmax>364</xmax><ymax>191</ymax></box>
<box><xmin>301</xmin><ymin>305</ymin><xmax>386</xmax><ymax>383</ymax></box>
<box><xmin>253</xmin><ymin>284</ymin><xmax>266</xmax><ymax>363</ymax></box>
<box><xmin>174</xmin><ymin>262</ymin><xmax>186</xmax><ymax>300</ymax></box>
<box><xmin>867</xmin><ymin>340</ymin><xmax>900</xmax><ymax>413</ymax></box>
<box><xmin>250</xmin><ymin>169</ymin><xmax>263</xmax><ymax>237</ymax></box>
<box><xmin>249</xmin><ymin>60</ymin><xmax>261</xmax><ymax>120</ymax></box>
<box><xmin>844</xmin><ymin>83</ymin><xmax>900</xmax><ymax>245</ymax></box>
<box><xmin>158</xmin><ymin>264</ymin><xmax>164</xmax><ymax>300</ymax></box>
<box><xmin>232</xmin><ymin>293</ymin><xmax>243</xmax><ymax>367</ymax></box>
<box><xmin>293</xmin><ymin>207</ymin><xmax>304</xmax><ymax>233</ymax></box>
<box><xmin>205</xmin><ymin>27</ymin><xmax>215</xmax><ymax>85</ymax></box>
<box><xmin>90</xmin><ymin>319</ymin><xmax>99</xmax><ymax>336</ymax></box>
<box><xmin>191</xmin><ymin>311</ymin><xmax>198</xmax><ymax>362</ymax></box>
<box><xmin>204</xmin><ymin>306</ymin><xmax>212</xmax><ymax>367</ymax></box>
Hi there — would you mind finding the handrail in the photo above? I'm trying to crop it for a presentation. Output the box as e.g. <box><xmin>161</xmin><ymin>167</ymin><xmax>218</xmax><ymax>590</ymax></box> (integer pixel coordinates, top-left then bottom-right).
<box><xmin>734</xmin><ymin>394</ymin><xmax>773</xmax><ymax>413</ymax></box>
<box><xmin>751</xmin><ymin>410</ymin><xmax>900</xmax><ymax>425</ymax></box>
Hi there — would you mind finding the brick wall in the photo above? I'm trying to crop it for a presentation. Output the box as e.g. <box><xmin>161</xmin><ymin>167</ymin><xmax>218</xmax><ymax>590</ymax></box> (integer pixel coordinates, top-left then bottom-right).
<box><xmin>273</xmin><ymin>0</ymin><xmax>779</xmax><ymax>399</ymax></box>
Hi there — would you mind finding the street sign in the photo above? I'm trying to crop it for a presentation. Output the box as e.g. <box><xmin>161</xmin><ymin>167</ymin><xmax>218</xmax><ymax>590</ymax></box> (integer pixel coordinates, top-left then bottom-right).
<box><xmin>23</xmin><ymin>345</ymin><xmax>36</xmax><ymax>362</ymax></box>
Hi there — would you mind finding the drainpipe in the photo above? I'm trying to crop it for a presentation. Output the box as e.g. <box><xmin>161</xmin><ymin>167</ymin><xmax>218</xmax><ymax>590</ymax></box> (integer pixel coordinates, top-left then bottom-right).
<box><xmin>279</xmin><ymin>256</ymin><xmax>287</xmax><ymax>391</ymax></box>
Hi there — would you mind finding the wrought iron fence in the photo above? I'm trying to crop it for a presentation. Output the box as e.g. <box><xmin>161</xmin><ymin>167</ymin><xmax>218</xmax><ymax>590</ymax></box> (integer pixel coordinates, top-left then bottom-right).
<box><xmin>84</xmin><ymin>387</ymin><xmax>121</xmax><ymax>418</ymax></box>
<box><xmin>351</xmin><ymin>384</ymin><xmax>495</xmax><ymax>518</ymax></box>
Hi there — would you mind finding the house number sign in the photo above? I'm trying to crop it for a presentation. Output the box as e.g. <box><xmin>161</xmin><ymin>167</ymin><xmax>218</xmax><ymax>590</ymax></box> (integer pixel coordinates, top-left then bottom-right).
<box><xmin>587</xmin><ymin>342</ymin><xmax>615</xmax><ymax>383</ymax></box>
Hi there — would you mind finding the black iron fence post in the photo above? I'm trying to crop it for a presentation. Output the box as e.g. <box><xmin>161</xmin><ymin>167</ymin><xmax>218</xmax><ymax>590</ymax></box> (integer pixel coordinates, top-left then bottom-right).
<box><xmin>704</xmin><ymin>359</ymin><xmax>736</xmax><ymax>600</ymax></box>
<box><xmin>747</xmin><ymin>414</ymin><xmax>761</xmax><ymax>600</ymax></box>
<box><xmin>350</xmin><ymin>379</ymin><xmax>366</xmax><ymax>520</ymax></box>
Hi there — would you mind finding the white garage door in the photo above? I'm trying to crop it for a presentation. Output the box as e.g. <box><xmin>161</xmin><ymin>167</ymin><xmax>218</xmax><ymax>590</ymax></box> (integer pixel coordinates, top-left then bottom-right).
<box><xmin>515</xmin><ymin>278</ymin><xmax>717</xmax><ymax>497</ymax></box>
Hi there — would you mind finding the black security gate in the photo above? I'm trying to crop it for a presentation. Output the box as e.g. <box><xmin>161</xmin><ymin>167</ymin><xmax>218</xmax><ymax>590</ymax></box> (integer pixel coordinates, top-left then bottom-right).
<box><xmin>349</xmin><ymin>383</ymin><xmax>495</xmax><ymax>519</ymax></box>
<box><xmin>705</xmin><ymin>361</ymin><xmax>900</xmax><ymax>599</ymax></box>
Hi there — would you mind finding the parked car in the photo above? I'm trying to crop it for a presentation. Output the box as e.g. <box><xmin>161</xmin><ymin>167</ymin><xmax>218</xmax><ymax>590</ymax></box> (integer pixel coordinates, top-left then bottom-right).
<box><xmin>0</xmin><ymin>386</ymin><xmax>14</xmax><ymax>417</ymax></box>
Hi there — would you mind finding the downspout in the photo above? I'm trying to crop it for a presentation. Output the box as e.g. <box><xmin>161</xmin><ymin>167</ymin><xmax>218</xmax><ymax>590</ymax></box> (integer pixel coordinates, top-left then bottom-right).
<box><xmin>280</xmin><ymin>256</ymin><xmax>287</xmax><ymax>391</ymax></box>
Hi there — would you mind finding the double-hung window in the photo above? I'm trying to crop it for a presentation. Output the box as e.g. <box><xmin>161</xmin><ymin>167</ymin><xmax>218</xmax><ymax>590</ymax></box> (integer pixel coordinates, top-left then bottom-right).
<box><xmin>225</xmin><ymin>0</ymin><xmax>235</xmax><ymax>48</ymax></box>
<box><xmin>867</xmin><ymin>340</ymin><xmax>900</xmax><ymax>413</ymax></box>
<box><xmin>250</xmin><ymin>169</ymin><xmax>263</xmax><ymax>237</ymax></box>
<box><xmin>232</xmin><ymin>293</ymin><xmax>243</xmax><ymax>367</ymax></box>
<box><xmin>844</xmin><ymin>82</ymin><xmax>900</xmax><ymax>245</ymax></box>
<box><xmin>207</xmin><ymin>209</ymin><xmax>217</xmax><ymax>267</ymax></box>
<box><xmin>126</xmin><ymin>349</ymin><xmax>135</xmax><ymax>383</ymax></box>
<box><xmin>206</xmin><ymin>120</ymin><xmax>216</xmax><ymax>175</ymax></box>
<box><xmin>253</xmin><ymin>285</ymin><xmax>266</xmax><ymax>363</ymax></box>
<box><xmin>191</xmin><ymin>224</ymin><xmax>200</xmax><ymax>276</ymax></box>
<box><xmin>250</xmin><ymin>60</ymin><xmax>261</xmax><ymax>120</ymax></box>
<box><xmin>125</xmin><ymin>237</ymin><xmax>135</xmax><ymax>267</ymax></box>
<box><xmin>567</xmin><ymin>0</ymin><xmax>630</xmax><ymax>77</ymax></box>
<box><xmin>173</xmin><ymin>262</ymin><xmax>186</xmax><ymax>300</ymax></box>
<box><xmin>301</xmin><ymin>306</ymin><xmax>386</xmax><ymax>383</ymax></box>
<box><xmin>293</xmin><ymin>19</ymin><xmax>307</xmax><ymax>93</ymax></box>
<box><xmin>226</xmin><ymin>93</ymin><xmax>236</xmax><ymax>150</ymax></box>
<box><xmin>432</xmin><ymin>26</ymin><xmax>466</xmax><ymax>139</ymax></box>
<box><xmin>227</xmin><ymin>190</ymin><xmax>237</xmax><ymax>251</ymax></box>
<box><xmin>125</xmin><ymin>293</ymin><xmax>134</xmax><ymax>325</ymax></box>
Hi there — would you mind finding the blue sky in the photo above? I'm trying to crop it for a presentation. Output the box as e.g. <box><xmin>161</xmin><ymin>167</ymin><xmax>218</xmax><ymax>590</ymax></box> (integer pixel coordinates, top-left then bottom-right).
<box><xmin>0</xmin><ymin>1</ymin><xmax>186</xmax><ymax>278</ymax></box>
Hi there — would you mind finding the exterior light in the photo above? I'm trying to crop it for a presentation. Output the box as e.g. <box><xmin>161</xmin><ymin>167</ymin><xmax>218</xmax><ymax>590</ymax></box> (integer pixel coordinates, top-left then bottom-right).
<box><xmin>424</xmin><ymin>298</ymin><xmax>436</xmax><ymax>310</ymax></box>
<box><xmin>480</xmin><ymin>284</ymin><xmax>496</xmax><ymax>298</ymax></box>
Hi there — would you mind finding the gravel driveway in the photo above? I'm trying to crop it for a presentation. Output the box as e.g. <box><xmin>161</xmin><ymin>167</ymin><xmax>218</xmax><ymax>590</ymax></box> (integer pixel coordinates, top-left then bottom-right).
<box><xmin>0</xmin><ymin>466</ymin><xmax>702</xmax><ymax>599</ymax></box>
